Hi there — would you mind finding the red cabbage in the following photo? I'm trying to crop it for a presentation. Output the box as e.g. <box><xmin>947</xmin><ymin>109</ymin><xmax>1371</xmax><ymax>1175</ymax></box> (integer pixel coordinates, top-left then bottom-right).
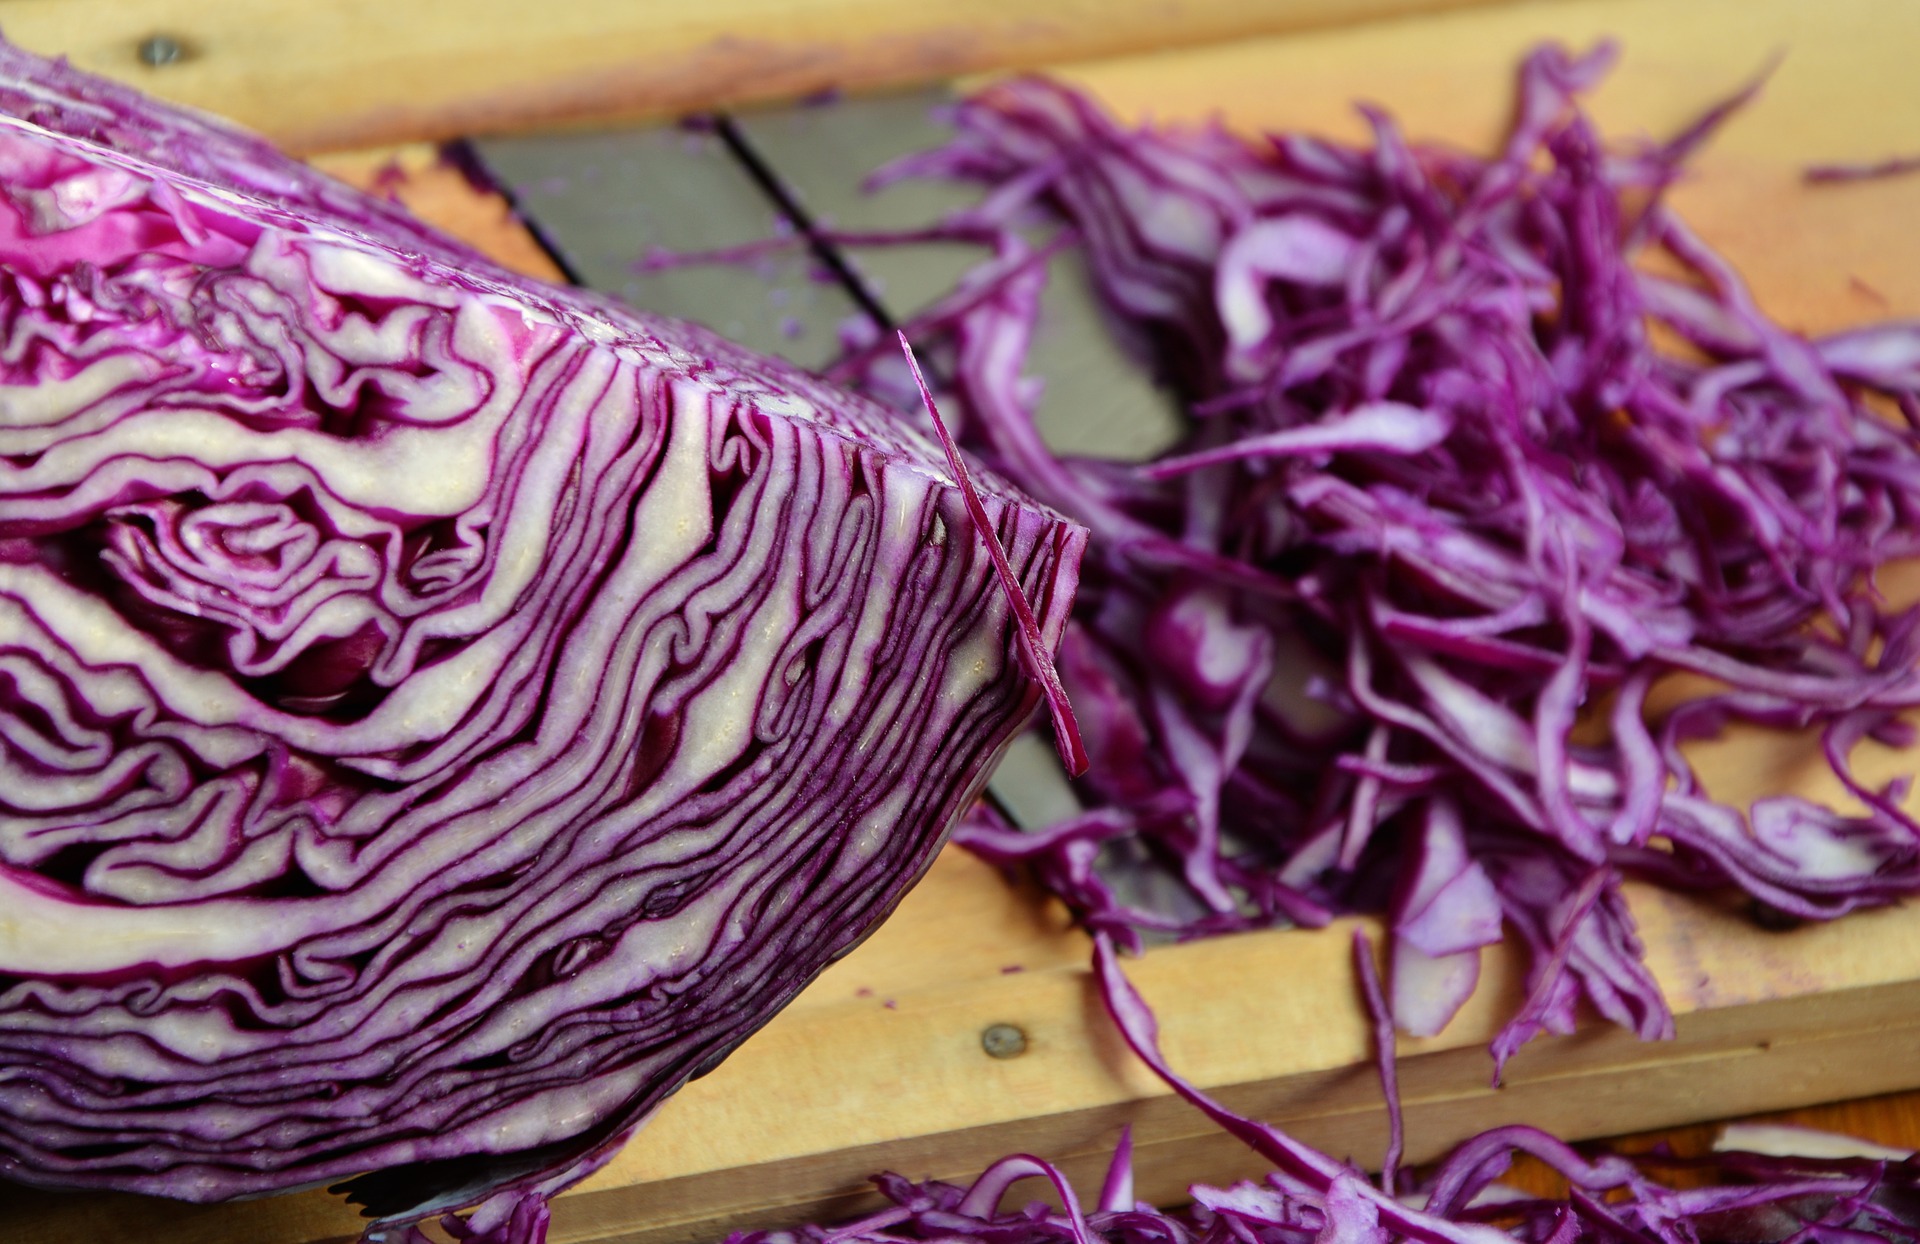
<box><xmin>0</xmin><ymin>39</ymin><xmax>1086</xmax><ymax>1239</ymax></box>
<box><xmin>785</xmin><ymin>43</ymin><xmax>1920</xmax><ymax>1064</ymax></box>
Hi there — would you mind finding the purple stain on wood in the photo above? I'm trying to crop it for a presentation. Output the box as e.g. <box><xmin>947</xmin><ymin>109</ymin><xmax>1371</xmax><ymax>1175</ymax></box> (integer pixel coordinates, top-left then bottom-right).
<box><xmin>1851</xmin><ymin>275</ymin><xmax>1889</xmax><ymax>306</ymax></box>
<box><xmin>368</xmin><ymin>161</ymin><xmax>407</xmax><ymax>204</ymax></box>
<box><xmin>1804</xmin><ymin>152</ymin><xmax>1920</xmax><ymax>184</ymax></box>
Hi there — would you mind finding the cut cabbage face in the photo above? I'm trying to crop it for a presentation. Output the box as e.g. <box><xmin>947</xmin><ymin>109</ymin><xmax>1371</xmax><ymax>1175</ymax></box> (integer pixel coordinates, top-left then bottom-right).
<box><xmin>0</xmin><ymin>40</ymin><xmax>1084</xmax><ymax>1221</ymax></box>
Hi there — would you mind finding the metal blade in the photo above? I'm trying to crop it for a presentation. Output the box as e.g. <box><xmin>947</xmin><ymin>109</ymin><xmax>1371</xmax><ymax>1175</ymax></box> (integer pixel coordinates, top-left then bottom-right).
<box><xmin>471</xmin><ymin>123</ymin><xmax>861</xmax><ymax>370</ymax></box>
<box><xmin>731</xmin><ymin>91</ymin><xmax>1185</xmax><ymax>462</ymax></box>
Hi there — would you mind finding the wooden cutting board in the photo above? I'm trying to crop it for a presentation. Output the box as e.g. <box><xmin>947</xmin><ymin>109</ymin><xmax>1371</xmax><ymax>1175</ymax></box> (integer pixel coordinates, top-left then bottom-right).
<box><xmin>9</xmin><ymin>0</ymin><xmax>1920</xmax><ymax>1241</ymax></box>
<box><xmin>0</xmin><ymin>0</ymin><xmax>1532</xmax><ymax>152</ymax></box>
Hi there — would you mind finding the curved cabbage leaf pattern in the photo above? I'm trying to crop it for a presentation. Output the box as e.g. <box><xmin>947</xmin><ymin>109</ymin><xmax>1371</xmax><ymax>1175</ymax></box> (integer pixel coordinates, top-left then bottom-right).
<box><xmin>0</xmin><ymin>44</ymin><xmax>1085</xmax><ymax>1211</ymax></box>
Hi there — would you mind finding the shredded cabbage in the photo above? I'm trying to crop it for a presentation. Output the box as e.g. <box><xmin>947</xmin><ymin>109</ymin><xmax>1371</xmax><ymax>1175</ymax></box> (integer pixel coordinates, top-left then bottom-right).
<box><xmin>683</xmin><ymin>42</ymin><xmax>1920</xmax><ymax>1243</ymax></box>
<box><xmin>788</xmin><ymin>44</ymin><xmax>1920</xmax><ymax>1064</ymax></box>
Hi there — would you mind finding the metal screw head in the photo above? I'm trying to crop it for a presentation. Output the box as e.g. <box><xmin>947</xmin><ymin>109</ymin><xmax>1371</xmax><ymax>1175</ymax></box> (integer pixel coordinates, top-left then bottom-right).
<box><xmin>981</xmin><ymin>1023</ymin><xmax>1027</xmax><ymax>1059</ymax></box>
<box><xmin>137</xmin><ymin>35</ymin><xmax>185</xmax><ymax>67</ymax></box>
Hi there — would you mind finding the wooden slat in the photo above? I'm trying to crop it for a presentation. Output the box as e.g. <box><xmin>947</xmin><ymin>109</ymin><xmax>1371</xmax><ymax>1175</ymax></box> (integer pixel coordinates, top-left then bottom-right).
<box><xmin>545</xmin><ymin>880</ymin><xmax>1920</xmax><ymax>1244</ymax></box>
<box><xmin>0</xmin><ymin>0</ymin><xmax>1530</xmax><ymax>154</ymax></box>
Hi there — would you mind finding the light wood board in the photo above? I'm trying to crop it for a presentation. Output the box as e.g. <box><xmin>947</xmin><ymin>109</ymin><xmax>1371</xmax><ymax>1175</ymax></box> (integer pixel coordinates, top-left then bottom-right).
<box><xmin>10</xmin><ymin>0</ymin><xmax>1920</xmax><ymax>1241</ymax></box>
<box><xmin>0</xmin><ymin>0</ymin><xmax>1529</xmax><ymax>154</ymax></box>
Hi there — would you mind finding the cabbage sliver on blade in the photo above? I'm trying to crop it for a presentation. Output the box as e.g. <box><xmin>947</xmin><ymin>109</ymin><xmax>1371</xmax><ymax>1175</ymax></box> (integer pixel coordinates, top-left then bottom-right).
<box><xmin>0</xmin><ymin>41</ymin><xmax>1085</xmax><ymax>1227</ymax></box>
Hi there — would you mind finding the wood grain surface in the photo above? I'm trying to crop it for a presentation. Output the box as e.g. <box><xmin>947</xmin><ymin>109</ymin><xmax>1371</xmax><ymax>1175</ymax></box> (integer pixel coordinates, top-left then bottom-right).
<box><xmin>0</xmin><ymin>0</ymin><xmax>1528</xmax><ymax>154</ymax></box>
<box><xmin>10</xmin><ymin>0</ymin><xmax>1920</xmax><ymax>1241</ymax></box>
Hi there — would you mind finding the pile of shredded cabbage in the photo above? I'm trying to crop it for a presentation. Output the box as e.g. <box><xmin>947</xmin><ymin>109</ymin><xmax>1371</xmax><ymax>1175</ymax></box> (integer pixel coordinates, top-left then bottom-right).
<box><xmin>658</xmin><ymin>40</ymin><xmax>1920</xmax><ymax>1244</ymax></box>
<box><xmin>801</xmin><ymin>43</ymin><xmax>1920</xmax><ymax>1064</ymax></box>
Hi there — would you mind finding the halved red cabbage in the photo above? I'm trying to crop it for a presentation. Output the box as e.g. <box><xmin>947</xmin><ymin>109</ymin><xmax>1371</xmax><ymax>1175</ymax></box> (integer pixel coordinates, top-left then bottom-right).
<box><xmin>0</xmin><ymin>38</ymin><xmax>1084</xmax><ymax>1232</ymax></box>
